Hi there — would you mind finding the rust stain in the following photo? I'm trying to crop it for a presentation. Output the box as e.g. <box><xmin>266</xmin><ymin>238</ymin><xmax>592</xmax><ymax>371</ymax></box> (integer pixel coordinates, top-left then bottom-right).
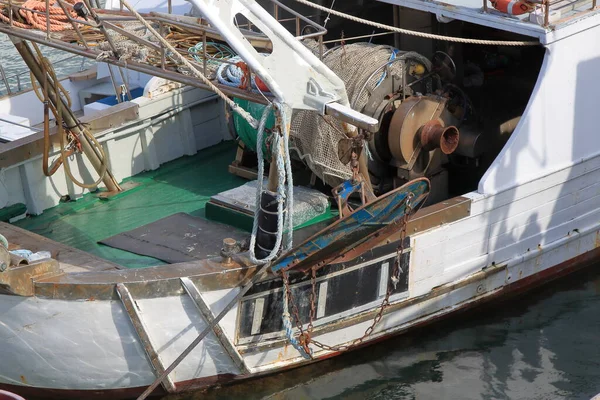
<box><xmin>22</xmin><ymin>323</ymin><xmax>35</xmax><ymax>332</ymax></box>
<box><xmin>20</xmin><ymin>375</ymin><xmax>27</xmax><ymax>384</ymax></box>
<box><xmin>595</xmin><ymin>231</ymin><xmax>600</xmax><ymax>248</ymax></box>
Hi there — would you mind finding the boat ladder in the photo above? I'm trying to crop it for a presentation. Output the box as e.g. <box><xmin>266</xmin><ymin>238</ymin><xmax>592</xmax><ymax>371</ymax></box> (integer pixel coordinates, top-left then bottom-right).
<box><xmin>115</xmin><ymin>280</ymin><xmax>249</xmax><ymax>394</ymax></box>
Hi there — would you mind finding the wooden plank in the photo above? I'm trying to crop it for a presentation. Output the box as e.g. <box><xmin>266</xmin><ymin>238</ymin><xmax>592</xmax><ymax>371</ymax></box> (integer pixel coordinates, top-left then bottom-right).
<box><xmin>180</xmin><ymin>277</ymin><xmax>250</xmax><ymax>375</ymax></box>
<box><xmin>116</xmin><ymin>283</ymin><xmax>177</xmax><ymax>393</ymax></box>
<box><xmin>0</xmin><ymin>222</ymin><xmax>121</xmax><ymax>273</ymax></box>
<box><xmin>0</xmin><ymin>102</ymin><xmax>139</xmax><ymax>168</ymax></box>
<box><xmin>68</xmin><ymin>66</ymin><xmax>98</xmax><ymax>82</ymax></box>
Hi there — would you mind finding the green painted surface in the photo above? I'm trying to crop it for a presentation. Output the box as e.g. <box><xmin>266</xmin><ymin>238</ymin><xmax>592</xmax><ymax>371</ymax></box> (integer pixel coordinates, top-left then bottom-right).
<box><xmin>233</xmin><ymin>97</ymin><xmax>274</xmax><ymax>155</ymax></box>
<box><xmin>13</xmin><ymin>141</ymin><xmax>246</xmax><ymax>269</ymax></box>
<box><xmin>0</xmin><ymin>203</ymin><xmax>26</xmax><ymax>222</ymax></box>
<box><xmin>205</xmin><ymin>200</ymin><xmax>336</xmax><ymax>233</ymax></box>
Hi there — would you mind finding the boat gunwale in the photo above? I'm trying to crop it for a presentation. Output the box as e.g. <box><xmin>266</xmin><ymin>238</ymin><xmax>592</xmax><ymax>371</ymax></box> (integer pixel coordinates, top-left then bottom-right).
<box><xmin>21</xmin><ymin>196</ymin><xmax>471</xmax><ymax>300</ymax></box>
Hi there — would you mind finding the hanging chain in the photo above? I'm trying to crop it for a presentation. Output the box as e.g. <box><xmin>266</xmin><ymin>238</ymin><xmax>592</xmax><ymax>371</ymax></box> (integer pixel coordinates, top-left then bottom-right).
<box><xmin>281</xmin><ymin>192</ymin><xmax>414</xmax><ymax>354</ymax></box>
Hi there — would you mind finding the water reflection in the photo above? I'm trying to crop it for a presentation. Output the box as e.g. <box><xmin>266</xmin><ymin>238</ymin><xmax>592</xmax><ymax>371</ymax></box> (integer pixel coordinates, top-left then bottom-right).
<box><xmin>166</xmin><ymin>265</ymin><xmax>600</xmax><ymax>400</ymax></box>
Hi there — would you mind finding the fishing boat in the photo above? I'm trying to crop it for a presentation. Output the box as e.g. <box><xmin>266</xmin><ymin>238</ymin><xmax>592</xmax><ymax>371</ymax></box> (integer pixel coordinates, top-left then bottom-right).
<box><xmin>0</xmin><ymin>0</ymin><xmax>598</xmax><ymax>398</ymax></box>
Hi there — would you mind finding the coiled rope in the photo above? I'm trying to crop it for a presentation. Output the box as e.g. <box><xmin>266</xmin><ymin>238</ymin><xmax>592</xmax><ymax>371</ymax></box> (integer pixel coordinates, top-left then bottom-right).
<box><xmin>0</xmin><ymin>0</ymin><xmax>77</xmax><ymax>31</ymax></box>
<box><xmin>216</xmin><ymin>55</ymin><xmax>271</xmax><ymax>93</ymax></box>
<box><xmin>121</xmin><ymin>0</ymin><xmax>260</xmax><ymax>129</ymax></box>
<box><xmin>188</xmin><ymin>42</ymin><xmax>236</xmax><ymax>65</ymax></box>
<box><xmin>292</xmin><ymin>0</ymin><xmax>540</xmax><ymax>46</ymax></box>
<box><xmin>30</xmin><ymin>44</ymin><xmax>110</xmax><ymax>189</ymax></box>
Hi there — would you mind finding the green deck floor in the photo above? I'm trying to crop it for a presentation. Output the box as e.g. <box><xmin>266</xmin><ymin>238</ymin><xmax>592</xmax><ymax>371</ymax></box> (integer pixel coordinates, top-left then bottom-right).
<box><xmin>13</xmin><ymin>141</ymin><xmax>246</xmax><ymax>269</ymax></box>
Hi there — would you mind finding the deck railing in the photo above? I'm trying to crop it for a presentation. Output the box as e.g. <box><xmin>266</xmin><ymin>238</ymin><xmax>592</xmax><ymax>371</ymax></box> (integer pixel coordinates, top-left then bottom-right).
<box><xmin>482</xmin><ymin>0</ymin><xmax>598</xmax><ymax>27</ymax></box>
<box><xmin>0</xmin><ymin>0</ymin><xmax>328</xmax><ymax>105</ymax></box>
<box><xmin>0</xmin><ymin>54</ymin><xmax>89</xmax><ymax>96</ymax></box>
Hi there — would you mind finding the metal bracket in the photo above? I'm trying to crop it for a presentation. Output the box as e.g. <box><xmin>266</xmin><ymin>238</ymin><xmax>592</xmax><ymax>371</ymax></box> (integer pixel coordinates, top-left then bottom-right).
<box><xmin>304</xmin><ymin>78</ymin><xmax>339</xmax><ymax>114</ymax></box>
<box><xmin>332</xmin><ymin>178</ymin><xmax>371</xmax><ymax>218</ymax></box>
<box><xmin>188</xmin><ymin>0</ymin><xmax>348</xmax><ymax>110</ymax></box>
<box><xmin>187</xmin><ymin>0</ymin><xmax>379</xmax><ymax>132</ymax></box>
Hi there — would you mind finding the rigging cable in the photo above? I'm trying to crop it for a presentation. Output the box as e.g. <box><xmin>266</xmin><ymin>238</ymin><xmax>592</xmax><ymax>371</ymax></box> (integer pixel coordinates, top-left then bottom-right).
<box><xmin>292</xmin><ymin>0</ymin><xmax>540</xmax><ymax>46</ymax></box>
<box><xmin>120</xmin><ymin>0</ymin><xmax>261</xmax><ymax>129</ymax></box>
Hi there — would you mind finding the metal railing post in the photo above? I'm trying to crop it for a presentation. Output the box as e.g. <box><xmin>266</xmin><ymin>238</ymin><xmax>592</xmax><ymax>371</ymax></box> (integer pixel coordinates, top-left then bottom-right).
<box><xmin>45</xmin><ymin>0</ymin><xmax>50</xmax><ymax>39</ymax></box>
<box><xmin>0</xmin><ymin>65</ymin><xmax>11</xmax><ymax>95</ymax></box>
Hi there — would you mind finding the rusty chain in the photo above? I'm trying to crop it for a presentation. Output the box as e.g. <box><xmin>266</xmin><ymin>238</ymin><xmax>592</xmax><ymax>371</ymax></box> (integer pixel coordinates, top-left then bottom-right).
<box><xmin>281</xmin><ymin>192</ymin><xmax>414</xmax><ymax>355</ymax></box>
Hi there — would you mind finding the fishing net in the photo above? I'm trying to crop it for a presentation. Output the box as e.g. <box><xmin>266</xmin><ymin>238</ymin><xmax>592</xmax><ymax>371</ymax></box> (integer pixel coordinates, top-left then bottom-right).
<box><xmin>289</xmin><ymin>43</ymin><xmax>407</xmax><ymax>187</ymax></box>
<box><xmin>96</xmin><ymin>21</ymin><xmax>160</xmax><ymax>63</ymax></box>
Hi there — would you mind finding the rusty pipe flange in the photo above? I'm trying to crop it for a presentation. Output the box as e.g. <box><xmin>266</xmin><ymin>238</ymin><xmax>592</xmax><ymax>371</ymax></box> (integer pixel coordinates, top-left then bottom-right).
<box><xmin>420</xmin><ymin>120</ymin><xmax>459</xmax><ymax>154</ymax></box>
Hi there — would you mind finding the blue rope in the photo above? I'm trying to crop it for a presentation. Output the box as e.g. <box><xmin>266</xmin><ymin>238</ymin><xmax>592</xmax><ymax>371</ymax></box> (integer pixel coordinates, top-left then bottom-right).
<box><xmin>216</xmin><ymin>55</ymin><xmax>272</xmax><ymax>94</ymax></box>
<box><xmin>188</xmin><ymin>42</ymin><xmax>236</xmax><ymax>65</ymax></box>
<box><xmin>375</xmin><ymin>49</ymin><xmax>400</xmax><ymax>88</ymax></box>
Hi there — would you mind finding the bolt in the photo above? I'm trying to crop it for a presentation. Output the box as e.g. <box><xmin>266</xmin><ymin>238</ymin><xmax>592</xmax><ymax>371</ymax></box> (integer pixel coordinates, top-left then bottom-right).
<box><xmin>223</xmin><ymin>238</ymin><xmax>237</xmax><ymax>251</ymax></box>
<box><xmin>221</xmin><ymin>238</ymin><xmax>237</xmax><ymax>265</ymax></box>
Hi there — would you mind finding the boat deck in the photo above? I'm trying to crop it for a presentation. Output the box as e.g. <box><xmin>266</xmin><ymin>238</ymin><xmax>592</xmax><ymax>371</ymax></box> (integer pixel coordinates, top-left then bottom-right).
<box><xmin>12</xmin><ymin>141</ymin><xmax>247</xmax><ymax>269</ymax></box>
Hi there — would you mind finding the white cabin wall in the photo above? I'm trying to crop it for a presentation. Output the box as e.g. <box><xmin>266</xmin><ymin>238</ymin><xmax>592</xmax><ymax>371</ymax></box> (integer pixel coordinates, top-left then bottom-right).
<box><xmin>0</xmin><ymin>77</ymin><xmax>102</xmax><ymax>126</ymax></box>
<box><xmin>1</xmin><ymin>87</ymin><xmax>229</xmax><ymax>214</ymax></box>
<box><xmin>405</xmin><ymin>25</ymin><xmax>600</xmax><ymax>298</ymax></box>
<box><xmin>103</xmin><ymin>0</ymin><xmax>192</xmax><ymax>14</ymax></box>
<box><xmin>411</xmin><ymin>151</ymin><xmax>600</xmax><ymax>298</ymax></box>
<box><xmin>479</xmin><ymin>24</ymin><xmax>600</xmax><ymax>195</ymax></box>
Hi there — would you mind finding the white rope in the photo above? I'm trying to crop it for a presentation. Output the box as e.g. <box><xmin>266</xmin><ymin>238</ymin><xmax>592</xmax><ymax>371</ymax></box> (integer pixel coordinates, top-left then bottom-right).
<box><xmin>293</xmin><ymin>0</ymin><xmax>540</xmax><ymax>46</ymax></box>
<box><xmin>249</xmin><ymin>103</ymin><xmax>294</xmax><ymax>265</ymax></box>
<box><xmin>120</xmin><ymin>0</ymin><xmax>260</xmax><ymax>129</ymax></box>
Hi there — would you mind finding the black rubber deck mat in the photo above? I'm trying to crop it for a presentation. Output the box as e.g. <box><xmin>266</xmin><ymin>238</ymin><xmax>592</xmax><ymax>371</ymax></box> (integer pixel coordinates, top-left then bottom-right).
<box><xmin>99</xmin><ymin>213</ymin><xmax>249</xmax><ymax>264</ymax></box>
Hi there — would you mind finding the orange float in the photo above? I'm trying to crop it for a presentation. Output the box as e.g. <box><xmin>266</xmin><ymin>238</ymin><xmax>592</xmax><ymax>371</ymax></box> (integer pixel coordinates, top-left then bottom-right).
<box><xmin>490</xmin><ymin>0</ymin><xmax>535</xmax><ymax>15</ymax></box>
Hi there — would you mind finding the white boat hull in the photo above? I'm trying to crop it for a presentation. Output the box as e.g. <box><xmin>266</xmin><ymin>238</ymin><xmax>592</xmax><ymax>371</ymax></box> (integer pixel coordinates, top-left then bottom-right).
<box><xmin>2</xmin><ymin>5</ymin><xmax>600</xmax><ymax>399</ymax></box>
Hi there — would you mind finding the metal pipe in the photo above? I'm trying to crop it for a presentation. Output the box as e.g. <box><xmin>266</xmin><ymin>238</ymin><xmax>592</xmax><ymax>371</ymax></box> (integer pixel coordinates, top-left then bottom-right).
<box><xmin>0</xmin><ymin>20</ymin><xmax>367</xmax><ymax>132</ymax></box>
<box><xmin>393</xmin><ymin>5</ymin><xmax>400</xmax><ymax>48</ymax></box>
<box><xmin>106</xmin><ymin>64</ymin><xmax>123</xmax><ymax>103</ymax></box>
<box><xmin>0</xmin><ymin>65</ymin><xmax>11</xmax><ymax>95</ymax></box>
<box><xmin>12</xmin><ymin>39</ymin><xmax>120</xmax><ymax>192</ymax></box>
<box><xmin>56</xmin><ymin>0</ymin><xmax>90</xmax><ymax>49</ymax></box>
<box><xmin>0</xmin><ymin>117</ymin><xmax>42</xmax><ymax>131</ymax></box>
<box><xmin>84</xmin><ymin>0</ymin><xmax>122</xmax><ymax>58</ymax></box>
<box><xmin>45</xmin><ymin>0</ymin><xmax>50</xmax><ymax>39</ymax></box>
